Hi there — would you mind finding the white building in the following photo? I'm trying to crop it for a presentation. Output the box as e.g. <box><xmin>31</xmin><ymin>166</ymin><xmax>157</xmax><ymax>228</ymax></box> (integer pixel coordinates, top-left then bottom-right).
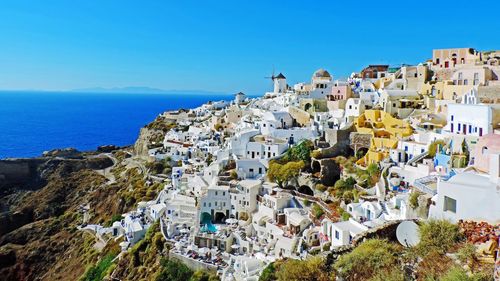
<box><xmin>321</xmin><ymin>218</ymin><xmax>368</xmax><ymax>247</ymax></box>
<box><xmin>200</xmin><ymin>185</ymin><xmax>231</xmax><ymax>223</ymax></box>
<box><xmin>230</xmin><ymin>179</ymin><xmax>261</xmax><ymax>219</ymax></box>
<box><xmin>308</xmin><ymin>69</ymin><xmax>334</xmax><ymax>99</ymax></box>
<box><xmin>444</xmin><ymin>99</ymin><xmax>499</xmax><ymax>137</ymax></box>
<box><xmin>390</xmin><ymin>140</ymin><xmax>428</xmax><ymax>164</ymax></box>
<box><xmin>356</xmin><ymin>81</ymin><xmax>378</xmax><ymax>107</ymax></box>
<box><xmin>429</xmin><ymin>154</ymin><xmax>500</xmax><ymax>224</ymax></box>
<box><xmin>236</xmin><ymin>159</ymin><xmax>267</xmax><ymax>179</ymax></box>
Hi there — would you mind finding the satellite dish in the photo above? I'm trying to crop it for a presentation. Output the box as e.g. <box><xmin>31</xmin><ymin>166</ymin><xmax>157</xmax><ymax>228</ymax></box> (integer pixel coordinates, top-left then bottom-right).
<box><xmin>396</xmin><ymin>221</ymin><xmax>420</xmax><ymax>247</ymax></box>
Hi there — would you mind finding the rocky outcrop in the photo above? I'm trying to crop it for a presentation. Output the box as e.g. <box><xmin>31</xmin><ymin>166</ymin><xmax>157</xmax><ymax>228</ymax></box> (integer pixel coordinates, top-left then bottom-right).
<box><xmin>0</xmin><ymin>156</ymin><xmax>113</xmax><ymax>191</ymax></box>
<box><xmin>97</xmin><ymin>144</ymin><xmax>120</xmax><ymax>153</ymax></box>
<box><xmin>42</xmin><ymin>148</ymin><xmax>82</xmax><ymax>158</ymax></box>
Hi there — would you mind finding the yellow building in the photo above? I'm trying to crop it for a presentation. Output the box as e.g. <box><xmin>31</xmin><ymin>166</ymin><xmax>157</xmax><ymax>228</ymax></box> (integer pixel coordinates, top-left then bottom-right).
<box><xmin>421</xmin><ymin>81</ymin><xmax>473</xmax><ymax>114</ymax></box>
<box><xmin>354</xmin><ymin>110</ymin><xmax>413</xmax><ymax>167</ymax></box>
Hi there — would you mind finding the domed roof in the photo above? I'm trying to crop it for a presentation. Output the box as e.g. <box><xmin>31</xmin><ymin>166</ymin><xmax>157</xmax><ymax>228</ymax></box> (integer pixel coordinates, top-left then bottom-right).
<box><xmin>313</xmin><ymin>68</ymin><xmax>331</xmax><ymax>78</ymax></box>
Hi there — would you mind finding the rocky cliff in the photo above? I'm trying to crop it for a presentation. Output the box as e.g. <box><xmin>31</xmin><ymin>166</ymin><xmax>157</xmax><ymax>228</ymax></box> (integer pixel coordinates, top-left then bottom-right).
<box><xmin>0</xmin><ymin>151</ymin><xmax>135</xmax><ymax>280</ymax></box>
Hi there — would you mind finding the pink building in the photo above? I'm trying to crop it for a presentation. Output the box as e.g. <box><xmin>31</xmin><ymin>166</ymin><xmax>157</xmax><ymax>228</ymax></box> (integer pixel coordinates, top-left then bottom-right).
<box><xmin>471</xmin><ymin>133</ymin><xmax>500</xmax><ymax>173</ymax></box>
<box><xmin>327</xmin><ymin>82</ymin><xmax>352</xmax><ymax>101</ymax></box>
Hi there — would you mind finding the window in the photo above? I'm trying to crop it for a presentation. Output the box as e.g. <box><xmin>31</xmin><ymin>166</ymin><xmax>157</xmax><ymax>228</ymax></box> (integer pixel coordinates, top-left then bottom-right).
<box><xmin>335</xmin><ymin>230</ymin><xmax>339</xmax><ymax>240</ymax></box>
<box><xmin>223</xmin><ymin>192</ymin><xmax>225</xmax><ymax>196</ymax></box>
<box><xmin>215</xmin><ymin>202</ymin><xmax>217</xmax><ymax>206</ymax></box>
<box><xmin>482</xmin><ymin>147</ymin><xmax>488</xmax><ymax>154</ymax></box>
<box><xmin>215</xmin><ymin>191</ymin><xmax>218</xmax><ymax>196</ymax></box>
<box><xmin>444</xmin><ymin>196</ymin><xmax>457</xmax><ymax>213</ymax></box>
<box><xmin>464</xmin><ymin>79</ymin><xmax>468</xmax><ymax>85</ymax></box>
<box><xmin>451</xmin><ymin>115</ymin><xmax>454</xmax><ymax>121</ymax></box>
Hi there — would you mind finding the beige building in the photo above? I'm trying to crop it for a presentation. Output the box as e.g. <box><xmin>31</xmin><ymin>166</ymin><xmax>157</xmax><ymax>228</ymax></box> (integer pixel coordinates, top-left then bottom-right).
<box><xmin>432</xmin><ymin>48</ymin><xmax>482</xmax><ymax>69</ymax></box>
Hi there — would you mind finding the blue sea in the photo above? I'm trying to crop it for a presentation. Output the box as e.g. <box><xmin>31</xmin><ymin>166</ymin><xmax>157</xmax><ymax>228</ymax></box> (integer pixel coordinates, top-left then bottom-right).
<box><xmin>0</xmin><ymin>91</ymin><xmax>237</xmax><ymax>158</ymax></box>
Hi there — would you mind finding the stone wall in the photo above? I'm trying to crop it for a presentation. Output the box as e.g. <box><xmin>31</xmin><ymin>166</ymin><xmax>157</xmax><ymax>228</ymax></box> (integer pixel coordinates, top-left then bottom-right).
<box><xmin>169</xmin><ymin>251</ymin><xmax>219</xmax><ymax>272</ymax></box>
<box><xmin>288</xmin><ymin>106</ymin><xmax>311</xmax><ymax>126</ymax></box>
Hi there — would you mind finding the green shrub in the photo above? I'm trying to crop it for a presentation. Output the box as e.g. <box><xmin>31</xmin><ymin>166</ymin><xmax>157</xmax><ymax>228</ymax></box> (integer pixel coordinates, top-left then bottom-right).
<box><xmin>310</xmin><ymin>149</ymin><xmax>322</xmax><ymax>159</ymax></box>
<box><xmin>311</xmin><ymin>203</ymin><xmax>324</xmax><ymax>219</ymax></box>
<box><xmin>334</xmin><ymin>239</ymin><xmax>400</xmax><ymax>281</ymax></box>
<box><xmin>343</xmin><ymin>190</ymin><xmax>354</xmax><ymax>203</ymax></box>
<box><xmin>80</xmin><ymin>254</ymin><xmax>116</xmax><ymax>281</ymax></box>
<box><xmin>275</xmin><ymin>256</ymin><xmax>334</xmax><ymax>281</ymax></box>
<box><xmin>156</xmin><ymin>258</ymin><xmax>193</xmax><ymax>281</ymax></box>
<box><xmin>259</xmin><ymin>263</ymin><xmax>276</xmax><ymax>281</ymax></box>
<box><xmin>456</xmin><ymin>243</ymin><xmax>478</xmax><ymax>269</ymax></box>
<box><xmin>408</xmin><ymin>190</ymin><xmax>422</xmax><ymax>209</ymax></box>
<box><xmin>230</xmin><ymin>170</ymin><xmax>238</xmax><ymax>180</ymax></box>
<box><xmin>315</xmin><ymin>183</ymin><xmax>327</xmax><ymax>192</ymax></box>
<box><xmin>416</xmin><ymin>219</ymin><xmax>461</xmax><ymax>255</ymax></box>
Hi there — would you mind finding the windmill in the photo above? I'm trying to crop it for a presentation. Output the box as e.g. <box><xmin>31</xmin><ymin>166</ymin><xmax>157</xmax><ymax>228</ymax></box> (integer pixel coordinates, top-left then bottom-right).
<box><xmin>264</xmin><ymin>66</ymin><xmax>276</xmax><ymax>88</ymax></box>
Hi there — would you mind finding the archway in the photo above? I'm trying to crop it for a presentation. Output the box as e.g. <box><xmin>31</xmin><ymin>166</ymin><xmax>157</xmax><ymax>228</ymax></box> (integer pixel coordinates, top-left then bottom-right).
<box><xmin>214</xmin><ymin>212</ymin><xmax>226</xmax><ymax>223</ymax></box>
<box><xmin>356</xmin><ymin>147</ymin><xmax>368</xmax><ymax>159</ymax></box>
<box><xmin>298</xmin><ymin>185</ymin><xmax>314</xmax><ymax>196</ymax></box>
<box><xmin>311</xmin><ymin>160</ymin><xmax>321</xmax><ymax>173</ymax></box>
<box><xmin>200</xmin><ymin>212</ymin><xmax>212</xmax><ymax>225</ymax></box>
<box><xmin>304</xmin><ymin>103</ymin><xmax>313</xmax><ymax>112</ymax></box>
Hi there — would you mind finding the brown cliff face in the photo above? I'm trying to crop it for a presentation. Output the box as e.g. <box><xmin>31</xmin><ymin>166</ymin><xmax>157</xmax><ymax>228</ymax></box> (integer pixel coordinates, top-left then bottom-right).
<box><xmin>0</xmin><ymin>154</ymin><xmax>128</xmax><ymax>281</ymax></box>
<box><xmin>133</xmin><ymin>116</ymin><xmax>176</xmax><ymax>157</ymax></box>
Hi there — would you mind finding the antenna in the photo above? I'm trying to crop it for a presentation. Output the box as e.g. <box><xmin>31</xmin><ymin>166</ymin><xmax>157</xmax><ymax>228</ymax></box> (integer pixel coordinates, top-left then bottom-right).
<box><xmin>396</xmin><ymin>221</ymin><xmax>420</xmax><ymax>247</ymax></box>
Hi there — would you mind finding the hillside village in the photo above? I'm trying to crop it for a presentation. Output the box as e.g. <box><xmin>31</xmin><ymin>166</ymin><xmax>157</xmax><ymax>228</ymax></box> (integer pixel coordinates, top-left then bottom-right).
<box><xmin>82</xmin><ymin>48</ymin><xmax>500</xmax><ymax>280</ymax></box>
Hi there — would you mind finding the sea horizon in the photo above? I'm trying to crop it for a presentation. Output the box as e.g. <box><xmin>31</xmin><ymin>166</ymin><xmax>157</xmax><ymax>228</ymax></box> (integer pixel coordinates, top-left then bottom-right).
<box><xmin>0</xmin><ymin>90</ymin><xmax>253</xmax><ymax>159</ymax></box>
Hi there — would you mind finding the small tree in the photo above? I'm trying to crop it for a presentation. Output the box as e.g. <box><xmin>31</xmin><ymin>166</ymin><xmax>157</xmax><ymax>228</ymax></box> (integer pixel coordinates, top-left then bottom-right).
<box><xmin>428</xmin><ymin>140</ymin><xmax>446</xmax><ymax>157</ymax></box>
<box><xmin>408</xmin><ymin>190</ymin><xmax>422</xmax><ymax>209</ymax></box>
<box><xmin>267</xmin><ymin>160</ymin><xmax>305</xmax><ymax>188</ymax></box>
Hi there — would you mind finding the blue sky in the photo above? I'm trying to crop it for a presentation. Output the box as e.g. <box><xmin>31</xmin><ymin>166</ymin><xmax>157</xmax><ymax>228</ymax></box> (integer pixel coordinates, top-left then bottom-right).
<box><xmin>0</xmin><ymin>0</ymin><xmax>499</xmax><ymax>95</ymax></box>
